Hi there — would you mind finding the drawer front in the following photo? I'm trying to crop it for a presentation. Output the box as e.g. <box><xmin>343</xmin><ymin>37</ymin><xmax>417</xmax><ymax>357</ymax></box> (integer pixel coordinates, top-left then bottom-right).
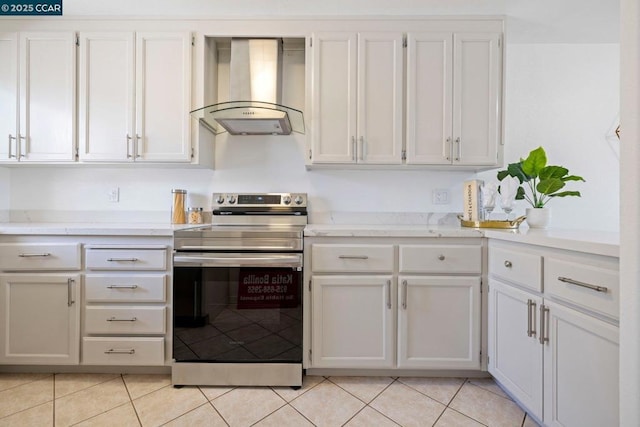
<box><xmin>0</xmin><ymin>243</ymin><xmax>81</xmax><ymax>271</ymax></box>
<box><xmin>82</xmin><ymin>337</ymin><xmax>165</xmax><ymax>365</ymax></box>
<box><xmin>489</xmin><ymin>244</ymin><xmax>542</xmax><ymax>292</ymax></box>
<box><xmin>311</xmin><ymin>244</ymin><xmax>394</xmax><ymax>273</ymax></box>
<box><xmin>399</xmin><ymin>244</ymin><xmax>481</xmax><ymax>274</ymax></box>
<box><xmin>545</xmin><ymin>257</ymin><xmax>619</xmax><ymax>319</ymax></box>
<box><xmin>86</xmin><ymin>249</ymin><xmax>167</xmax><ymax>271</ymax></box>
<box><xmin>85</xmin><ymin>274</ymin><xmax>166</xmax><ymax>303</ymax></box>
<box><xmin>85</xmin><ymin>306</ymin><xmax>166</xmax><ymax>334</ymax></box>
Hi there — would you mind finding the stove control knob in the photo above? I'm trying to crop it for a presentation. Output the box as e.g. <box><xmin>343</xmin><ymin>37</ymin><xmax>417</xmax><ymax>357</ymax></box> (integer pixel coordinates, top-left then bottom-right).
<box><xmin>227</xmin><ymin>195</ymin><xmax>236</xmax><ymax>204</ymax></box>
<box><xmin>215</xmin><ymin>195</ymin><xmax>225</xmax><ymax>204</ymax></box>
<box><xmin>282</xmin><ymin>195</ymin><xmax>292</xmax><ymax>205</ymax></box>
<box><xmin>294</xmin><ymin>195</ymin><xmax>304</xmax><ymax>205</ymax></box>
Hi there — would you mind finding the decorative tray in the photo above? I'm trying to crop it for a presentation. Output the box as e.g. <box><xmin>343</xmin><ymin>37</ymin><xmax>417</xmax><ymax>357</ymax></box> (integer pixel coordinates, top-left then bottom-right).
<box><xmin>458</xmin><ymin>215</ymin><xmax>526</xmax><ymax>229</ymax></box>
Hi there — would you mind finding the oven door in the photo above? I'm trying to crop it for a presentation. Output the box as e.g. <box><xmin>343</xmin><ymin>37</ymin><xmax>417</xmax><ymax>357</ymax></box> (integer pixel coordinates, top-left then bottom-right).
<box><xmin>172</xmin><ymin>252</ymin><xmax>303</xmax><ymax>364</ymax></box>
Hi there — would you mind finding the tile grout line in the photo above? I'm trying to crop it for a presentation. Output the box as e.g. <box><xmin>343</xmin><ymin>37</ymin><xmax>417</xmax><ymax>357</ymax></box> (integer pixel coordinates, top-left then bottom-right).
<box><xmin>120</xmin><ymin>374</ymin><xmax>144</xmax><ymax>427</ymax></box>
<box><xmin>196</xmin><ymin>386</ymin><xmax>232</xmax><ymax>427</ymax></box>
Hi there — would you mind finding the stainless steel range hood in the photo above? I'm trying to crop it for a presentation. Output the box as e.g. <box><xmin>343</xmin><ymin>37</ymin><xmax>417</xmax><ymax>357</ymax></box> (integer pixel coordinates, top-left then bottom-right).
<box><xmin>191</xmin><ymin>39</ymin><xmax>305</xmax><ymax>135</ymax></box>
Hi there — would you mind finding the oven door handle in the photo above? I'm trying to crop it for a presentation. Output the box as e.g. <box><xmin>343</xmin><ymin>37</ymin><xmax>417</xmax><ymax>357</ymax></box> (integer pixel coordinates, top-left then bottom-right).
<box><xmin>173</xmin><ymin>253</ymin><xmax>303</xmax><ymax>268</ymax></box>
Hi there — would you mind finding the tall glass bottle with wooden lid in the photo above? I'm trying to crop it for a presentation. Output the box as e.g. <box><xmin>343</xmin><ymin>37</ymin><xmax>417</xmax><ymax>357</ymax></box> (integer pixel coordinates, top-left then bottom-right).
<box><xmin>171</xmin><ymin>189</ymin><xmax>187</xmax><ymax>224</ymax></box>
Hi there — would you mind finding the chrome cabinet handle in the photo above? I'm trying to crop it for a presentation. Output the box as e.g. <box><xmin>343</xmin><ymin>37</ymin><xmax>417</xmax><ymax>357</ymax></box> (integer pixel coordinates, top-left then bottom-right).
<box><xmin>351</xmin><ymin>136</ymin><xmax>356</xmax><ymax>161</ymax></box>
<box><xmin>359</xmin><ymin>136</ymin><xmax>365</xmax><ymax>161</ymax></box>
<box><xmin>106</xmin><ymin>285</ymin><xmax>138</xmax><ymax>289</ymax></box>
<box><xmin>19</xmin><ymin>253</ymin><xmax>51</xmax><ymax>257</ymax></box>
<box><xmin>338</xmin><ymin>255</ymin><xmax>369</xmax><ymax>260</ymax></box>
<box><xmin>504</xmin><ymin>260</ymin><xmax>512</xmax><ymax>268</ymax></box>
<box><xmin>126</xmin><ymin>134</ymin><xmax>133</xmax><ymax>158</ymax></box>
<box><xmin>135</xmin><ymin>134</ymin><xmax>141</xmax><ymax>158</ymax></box>
<box><xmin>67</xmin><ymin>278</ymin><xmax>75</xmax><ymax>306</ymax></box>
<box><xmin>402</xmin><ymin>280</ymin><xmax>408</xmax><ymax>309</ymax></box>
<box><xmin>18</xmin><ymin>134</ymin><xmax>25</xmax><ymax>158</ymax></box>
<box><xmin>104</xmin><ymin>349</ymin><xmax>135</xmax><ymax>355</ymax></box>
<box><xmin>558</xmin><ymin>276</ymin><xmax>608</xmax><ymax>293</ymax></box>
<box><xmin>438</xmin><ymin>254</ymin><xmax>445</xmax><ymax>261</ymax></box>
<box><xmin>386</xmin><ymin>279</ymin><xmax>392</xmax><ymax>309</ymax></box>
<box><xmin>8</xmin><ymin>134</ymin><xmax>16</xmax><ymax>158</ymax></box>
<box><xmin>107</xmin><ymin>317</ymin><xmax>137</xmax><ymax>322</ymax></box>
<box><xmin>445</xmin><ymin>136</ymin><xmax>452</xmax><ymax>161</ymax></box>
<box><xmin>539</xmin><ymin>304</ymin><xmax>549</xmax><ymax>344</ymax></box>
<box><xmin>454</xmin><ymin>137</ymin><xmax>461</xmax><ymax>161</ymax></box>
<box><xmin>107</xmin><ymin>258</ymin><xmax>139</xmax><ymax>262</ymax></box>
<box><xmin>527</xmin><ymin>299</ymin><xmax>537</xmax><ymax>337</ymax></box>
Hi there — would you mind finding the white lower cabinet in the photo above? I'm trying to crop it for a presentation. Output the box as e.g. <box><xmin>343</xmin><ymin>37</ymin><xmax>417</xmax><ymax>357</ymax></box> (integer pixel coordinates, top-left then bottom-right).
<box><xmin>398</xmin><ymin>276</ymin><xmax>480</xmax><ymax>369</ymax></box>
<box><xmin>488</xmin><ymin>240</ymin><xmax>619</xmax><ymax>427</ymax></box>
<box><xmin>306</xmin><ymin>238</ymin><xmax>482</xmax><ymax>371</ymax></box>
<box><xmin>0</xmin><ymin>274</ymin><xmax>80</xmax><ymax>364</ymax></box>
<box><xmin>311</xmin><ymin>275</ymin><xmax>394</xmax><ymax>368</ymax></box>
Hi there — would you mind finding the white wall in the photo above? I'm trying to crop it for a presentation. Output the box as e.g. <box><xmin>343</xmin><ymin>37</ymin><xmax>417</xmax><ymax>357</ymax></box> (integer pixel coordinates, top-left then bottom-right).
<box><xmin>0</xmin><ymin>168</ymin><xmax>9</xmax><ymax>221</ymax></box>
<box><xmin>477</xmin><ymin>43</ymin><xmax>620</xmax><ymax>231</ymax></box>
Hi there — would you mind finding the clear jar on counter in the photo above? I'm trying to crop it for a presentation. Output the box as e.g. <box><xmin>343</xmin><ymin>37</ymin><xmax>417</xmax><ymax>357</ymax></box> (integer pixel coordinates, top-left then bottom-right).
<box><xmin>171</xmin><ymin>189</ymin><xmax>187</xmax><ymax>224</ymax></box>
<box><xmin>188</xmin><ymin>207</ymin><xmax>204</xmax><ymax>224</ymax></box>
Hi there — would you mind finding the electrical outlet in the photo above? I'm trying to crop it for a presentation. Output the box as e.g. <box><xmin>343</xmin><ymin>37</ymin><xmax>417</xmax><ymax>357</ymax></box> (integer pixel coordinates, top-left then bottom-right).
<box><xmin>432</xmin><ymin>189</ymin><xmax>450</xmax><ymax>205</ymax></box>
<box><xmin>108</xmin><ymin>187</ymin><xmax>120</xmax><ymax>203</ymax></box>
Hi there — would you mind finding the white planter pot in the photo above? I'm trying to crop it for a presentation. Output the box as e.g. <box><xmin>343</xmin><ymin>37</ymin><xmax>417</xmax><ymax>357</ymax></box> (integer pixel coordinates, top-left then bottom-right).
<box><xmin>526</xmin><ymin>207</ymin><xmax>551</xmax><ymax>228</ymax></box>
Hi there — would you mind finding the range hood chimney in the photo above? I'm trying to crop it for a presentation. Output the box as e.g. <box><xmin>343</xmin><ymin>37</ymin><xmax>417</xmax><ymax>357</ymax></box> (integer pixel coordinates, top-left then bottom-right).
<box><xmin>191</xmin><ymin>38</ymin><xmax>305</xmax><ymax>136</ymax></box>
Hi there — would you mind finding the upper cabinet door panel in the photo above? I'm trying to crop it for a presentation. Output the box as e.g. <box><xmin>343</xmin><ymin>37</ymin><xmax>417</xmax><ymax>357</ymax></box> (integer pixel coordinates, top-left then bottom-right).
<box><xmin>78</xmin><ymin>32</ymin><xmax>135</xmax><ymax>162</ymax></box>
<box><xmin>135</xmin><ymin>32</ymin><xmax>192</xmax><ymax>162</ymax></box>
<box><xmin>406</xmin><ymin>32</ymin><xmax>453</xmax><ymax>165</ymax></box>
<box><xmin>453</xmin><ymin>32</ymin><xmax>502</xmax><ymax>166</ymax></box>
<box><xmin>0</xmin><ymin>33</ymin><xmax>18</xmax><ymax>163</ymax></box>
<box><xmin>19</xmin><ymin>32</ymin><xmax>76</xmax><ymax>162</ymax></box>
<box><xmin>357</xmin><ymin>32</ymin><xmax>403</xmax><ymax>164</ymax></box>
<box><xmin>311</xmin><ymin>32</ymin><xmax>357</xmax><ymax>163</ymax></box>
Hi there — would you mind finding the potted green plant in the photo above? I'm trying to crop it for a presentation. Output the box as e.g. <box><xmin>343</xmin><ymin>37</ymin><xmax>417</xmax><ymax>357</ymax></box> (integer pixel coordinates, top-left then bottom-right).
<box><xmin>497</xmin><ymin>146</ymin><xmax>585</xmax><ymax>228</ymax></box>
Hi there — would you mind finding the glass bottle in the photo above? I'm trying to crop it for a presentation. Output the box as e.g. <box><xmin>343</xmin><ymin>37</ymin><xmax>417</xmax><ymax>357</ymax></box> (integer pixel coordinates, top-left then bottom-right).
<box><xmin>171</xmin><ymin>189</ymin><xmax>187</xmax><ymax>224</ymax></box>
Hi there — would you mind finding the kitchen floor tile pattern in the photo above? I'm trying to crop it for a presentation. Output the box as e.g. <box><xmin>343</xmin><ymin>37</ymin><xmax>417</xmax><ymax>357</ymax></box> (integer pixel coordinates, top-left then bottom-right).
<box><xmin>0</xmin><ymin>373</ymin><xmax>541</xmax><ymax>427</ymax></box>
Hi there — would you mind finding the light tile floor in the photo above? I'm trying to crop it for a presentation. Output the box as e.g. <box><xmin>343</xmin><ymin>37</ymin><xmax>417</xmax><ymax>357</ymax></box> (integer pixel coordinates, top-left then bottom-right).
<box><xmin>0</xmin><ymin>373</ymin><xmax>541</xmax><ymax>427</ymax></box>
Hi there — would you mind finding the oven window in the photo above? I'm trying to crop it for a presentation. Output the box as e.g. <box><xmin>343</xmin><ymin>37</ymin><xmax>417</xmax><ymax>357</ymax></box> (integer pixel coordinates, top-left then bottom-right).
<box><xmin>173</xmin><ymin>266</ymin><xmax>302</xmax><ymax>363</ymax></box>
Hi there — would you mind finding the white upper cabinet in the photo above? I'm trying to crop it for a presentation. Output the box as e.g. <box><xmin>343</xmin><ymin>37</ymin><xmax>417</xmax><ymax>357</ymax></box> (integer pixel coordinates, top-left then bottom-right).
<box><xmin>310</xmin><ymin>32</ymin><xmax>403</xmax><ymax>165</ymax></box>
<box><xmin>0</xmin><ymin>32</ymin><xmax>76</xmax><ymax>163</ymax></box>
<box><xmin>406</xmin><ymin>31</ymin><xmax>502</xmax><ymax>166</ymax></box>
<box><xmin>79</xmin><ymin>31</ymin><xmax>192</xmax><ymax>163</ymax></box>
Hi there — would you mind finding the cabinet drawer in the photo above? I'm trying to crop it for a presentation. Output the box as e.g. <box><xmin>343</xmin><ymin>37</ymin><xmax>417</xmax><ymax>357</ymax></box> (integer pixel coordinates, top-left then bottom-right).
<box><xmin>399</xmin><ymin>244</ymin><xmax>481</xmax><ymax>274</ymax></box>
<box><xmin>0</xmin><ymin>243</ymin><xmax>81</xmax><ymax>271</ymax></box>
<box><xmin>82</xmin><ymin>337</ymin><xmax>165</xmax><ymax>365</ymax></box>
<box><xmin>311</xmin><ymin>244</ymin><xmax>394</xmax><ymax>273</ymax></box>
<box><xmin>489</xmin><ymin>243</ymin><xmax>542</xmax><ymax>292</ymax></box>
<box><xmin>86</xmin><ymin>249</ymin><xmax>166</xmax><ymax>271</ymax></box>
<box><xmin>85</xmin><ymin>306</ymin><xmax>166</xmax><ymax>334</ymax></box>
<box><xmin>545</xmin><ymin>257</ymin><xmax>619</xmax><ymax>320</ymax></box>
<box><xmin>85</xmin><ymin>275</ymin><xmax>166</xmax><ymax>303</ymax></box>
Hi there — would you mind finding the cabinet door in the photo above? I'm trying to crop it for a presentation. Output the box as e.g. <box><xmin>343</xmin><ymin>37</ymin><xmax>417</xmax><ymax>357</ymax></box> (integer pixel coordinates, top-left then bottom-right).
<box><xmin>0</xmin><ymin>274</ymin><xmax>80</xmax><ymax>364</ymax></box>
<box><xmin>405</xmin><ymin>32</ymin><xmax>453</xmax><ymax>165</ymax></box>
<box><xmin>543</xmin><ymin>301</ymin><xmax>619</xmax><ymax>427</ymax></box>
<box><xmin>488</xmin><ymin>279</ymin><xmax>543</xmax><ymax>420</ymax></box>
<box><xmin>398</xmin><ymin>276</ymin><xmax>480</xmax><ymax>369</ymax></box>
<box><xmin>310</xmin><ymin>32</ymin><xmax>357</xmax><ymax>163</ymax></box>
<box><xmin>19</xmin><ymin>32</ymin><xmax>76</xmax><ymax>162</ymax></box>
<box><xmin>0</xmin><ymin>32</ymin><xmax>18</xmax><ymax>163</ymax></box>
<box><xmin>356</xmin><ymin>32</ymin><xmax>403</xmax><ymax>164</ymax></box>
<box><xmin>78</xmin><ymin>32</ymin><xmax>135</xmax><ymax>161</ymax></box>
<box><xmin>452</xmin><ymin>32</ymin><xmax>502</xmax><ymax>166</ymax></box>
<box><xmin>311</xmin><ymin>275</ymin><xmax>394</xmax><ymax>368</ymax></box>
<box><xmin>135</xmin><ymin>32</ymin><xmax>192</xmax><ymax>162</ymax></box>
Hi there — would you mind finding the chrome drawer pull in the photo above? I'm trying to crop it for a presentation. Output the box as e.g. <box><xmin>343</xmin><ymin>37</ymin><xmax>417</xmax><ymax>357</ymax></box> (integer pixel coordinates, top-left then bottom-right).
<box><xmin>539</xmin><ymin>304</ymin><xmax>549</xmax><ymax>344</ymax></box>
<box><xmin>402</xmin><ymin>280</ymin><xmax>408</xmax><ymax>309</ymax></box>
<box><xmin>104</xmin><ymin>349</ymin><xmax>135</xmax><ymax>355</ymax></box>
<box><xmin>107</xmin><ymin>257</ymin><xmax>139</xmax><ymax>262</ymax></box>
<box><xmin>107</xmin><ymin>317</ymin><xmax>137</xmax><ymax>322</ymax></box>
<box><xmin>18</xmin><ymin>253</ymin><xmax>51</xmax><ymax>257</ymax></box>
<box><xmin>504</xmin><ymin>260</ymin><xmax>512</xmax><ymax>268</ymax></box>
<box><xmin>558</xmin><ymin>276</ymin><xmax>608</xmax><ymax>293</ymax></box>
<box><xmin>438</xmin><ymin>254</ymin><xmax>445</xmax><ymax>261</ymax></box>
<box><xmin>527</xmin><ymin>299</ymin><xmax>537</xmax><ymax>337</ymax></box>
<box><xmin>67</xmin><ymin>278</ymin><xmax>75</xmax><ymax>307</ymax></box>
<box><xmin>386</xmin><ymin>279</ymin><xmax>392</xmax><ymax>309</ymax></box>
<box><xmin>338</xmin><ymin>255</ymin><xmax>369</xmax><ymax>260</ymax></box>
<box><xmin>106</xmin><ymin>285</ymin><xmax>139</xmax><ymax>289</ymax></box>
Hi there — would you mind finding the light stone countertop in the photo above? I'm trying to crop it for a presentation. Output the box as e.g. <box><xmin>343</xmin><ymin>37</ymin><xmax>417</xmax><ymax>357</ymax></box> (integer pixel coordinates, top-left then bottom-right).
<box><xmin>0</xmin><ymin>222</ymin><xmax>207</xmax><ymax>236</ymax></box>
<box><xmin>305</xmin><ymin>224</ymin><xmax>619</xmax><ymax>257</ymax></box>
